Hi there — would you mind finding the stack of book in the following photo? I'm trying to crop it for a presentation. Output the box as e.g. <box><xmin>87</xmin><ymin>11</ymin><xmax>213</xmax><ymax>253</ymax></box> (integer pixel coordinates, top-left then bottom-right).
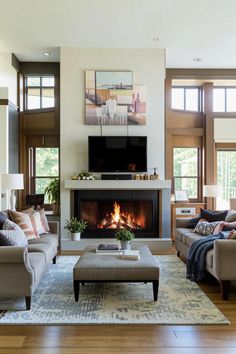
<box><xmin>95</xmin><ymin>244</ymin><xmax>123</xmax><ymax>255</ymax></box>
<box><xmin>122</xmin><ymin>250</ymin><xmax>140</xmax><ymax>260</ymax></box>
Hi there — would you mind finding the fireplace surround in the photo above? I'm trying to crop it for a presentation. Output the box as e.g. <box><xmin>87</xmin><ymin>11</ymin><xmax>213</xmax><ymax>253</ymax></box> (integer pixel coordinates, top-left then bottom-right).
<box><xmin>74</xmin><ymin>190</ymin><xmax>158</xmax><ymax>238</ymax></box>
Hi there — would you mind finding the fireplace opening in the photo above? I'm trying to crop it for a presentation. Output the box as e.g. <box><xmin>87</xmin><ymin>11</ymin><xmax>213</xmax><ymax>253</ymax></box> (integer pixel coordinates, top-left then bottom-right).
<box><xmin>74</xmin><ymin>190</ymin><xmax>158</xmax><ymax>238</ymax></box>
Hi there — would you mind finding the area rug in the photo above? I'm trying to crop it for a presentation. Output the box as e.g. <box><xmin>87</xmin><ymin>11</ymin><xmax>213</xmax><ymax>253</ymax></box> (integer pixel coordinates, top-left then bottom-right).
<box><xmin>0</xmin><ymin>255</ymin><xmax>229</xmax><ymax>325</ymax></box>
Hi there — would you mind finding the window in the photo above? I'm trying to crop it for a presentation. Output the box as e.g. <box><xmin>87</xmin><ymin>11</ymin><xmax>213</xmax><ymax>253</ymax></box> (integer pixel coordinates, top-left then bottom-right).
<box><xmin>29</xmin><ymin>147</ymin><xmax>59</xmax><ymax>202</ymax></box>
<box><xmin>25</xmin><ymin>76</ymin><xmax>55</xmax><ymax>110</ymax></box>
<box><xmin>172</xmin><ymin>87</ymin><xmax>201</xmax><ymax>112</ymax></box>
<box><xmin>213</xmin><ymin>87</ymin><xmax>236</xmax><ymax>112</ymax></box>
<box><xmin>173</xmin><ymin>147</ymin><xmax>199</xmax><ymax>199</ymax></box>
<box><xmin>217</xmin><ymin>150</ymin><xmax>236</xmax><ymax>209</ymax></box>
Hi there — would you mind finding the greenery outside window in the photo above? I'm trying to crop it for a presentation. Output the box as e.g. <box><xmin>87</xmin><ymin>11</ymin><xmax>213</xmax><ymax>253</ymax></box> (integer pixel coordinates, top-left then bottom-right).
<box><xmin>217</xmin><ymin>149</ymin><xmax>236</xmax><ymax>209</ymax></box>
<box><xmin>29</xmin><ymin>147</ymin><xmax>59</xmax><ymax>203</ymax></box>
<box><xmin>172</xmin><ymin>87</ymin><xmax>201</xmax><ymax>112</ymax></box>
<box><xmin>173</xmin><ymin>147</ymin><xmax>200</xmax><ymax>200</ymax></box>
<box><xmin>25</xmin><ymin>76</ymin><xmax>55</xmax><ymax>110</ymax></box>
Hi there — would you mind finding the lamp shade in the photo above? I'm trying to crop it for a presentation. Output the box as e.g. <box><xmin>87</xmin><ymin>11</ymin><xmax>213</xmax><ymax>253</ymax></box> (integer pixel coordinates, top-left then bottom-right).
<box><xmin>1</xmin><ymin>174</ymin><xmax>24</xmax><ymax>190</ymax></box>
<box><xmin>203</xmin><ymin>185</ymin><xmax>222</xmax><ymax>198</ymax></box>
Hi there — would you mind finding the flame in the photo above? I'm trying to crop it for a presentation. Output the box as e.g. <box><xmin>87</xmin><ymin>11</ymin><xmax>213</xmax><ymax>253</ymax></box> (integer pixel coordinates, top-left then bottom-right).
<box><xmin>112</xmin><ymin>202</ymin><xmax>120</xmax><ymax>223</ymax></box>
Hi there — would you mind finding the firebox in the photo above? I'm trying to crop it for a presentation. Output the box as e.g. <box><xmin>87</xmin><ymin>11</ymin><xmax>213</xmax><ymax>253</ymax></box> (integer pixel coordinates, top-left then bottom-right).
<box><xmin>73</xmin><ymin>190</ymin><xmax>158</xmax><ymax>238</ymax></box>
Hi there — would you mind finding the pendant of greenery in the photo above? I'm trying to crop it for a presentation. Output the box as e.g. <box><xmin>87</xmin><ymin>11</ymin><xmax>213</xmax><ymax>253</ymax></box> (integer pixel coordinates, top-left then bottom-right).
<box><xmin>45</xmin><ymin>177</ymin><xmax>60</xmax><ymax>204</ymax></box>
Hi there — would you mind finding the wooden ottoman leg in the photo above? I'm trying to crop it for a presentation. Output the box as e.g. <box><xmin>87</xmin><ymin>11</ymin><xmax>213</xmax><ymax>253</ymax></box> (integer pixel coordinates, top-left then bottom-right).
<box><xmin>152</xmin><ymin>280</ymin><xmax>159</xmax><ymax>301</ymax></box>
<box><xmin>74</xmin><ymin>280</ymin><xmax>80</xmax><ymax>302</ymax></box>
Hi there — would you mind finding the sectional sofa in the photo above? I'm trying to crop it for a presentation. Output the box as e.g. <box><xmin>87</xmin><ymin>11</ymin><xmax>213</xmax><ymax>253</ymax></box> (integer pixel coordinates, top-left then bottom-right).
<box><xmin>0</xmin><ymin>220</ymin><xmax>59</xmax><ymax>310</ymax></box>
<box><xmin>175</xmin><ymin>213</ymin><xmax>236</xmax><ymax>300</ymax></box>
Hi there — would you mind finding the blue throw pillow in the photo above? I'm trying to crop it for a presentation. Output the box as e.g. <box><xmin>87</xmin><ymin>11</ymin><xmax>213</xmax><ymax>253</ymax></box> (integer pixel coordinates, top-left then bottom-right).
<box><xmin>200</xmin><ymin>209</ymin><xmax>228</xmax><ymax>222</ymax></box>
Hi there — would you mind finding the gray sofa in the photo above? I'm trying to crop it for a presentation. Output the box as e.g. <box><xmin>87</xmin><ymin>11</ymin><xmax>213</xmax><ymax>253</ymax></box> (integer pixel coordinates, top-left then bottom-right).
<box><xmin>175</xmin><ymin>216</ymin><xmax>236</xmax><ymax>300</ymax></box>
<box><xmin>0</xmin><ymin>221</ymin><xmax>59</xmax><ymax>310</ymax></box>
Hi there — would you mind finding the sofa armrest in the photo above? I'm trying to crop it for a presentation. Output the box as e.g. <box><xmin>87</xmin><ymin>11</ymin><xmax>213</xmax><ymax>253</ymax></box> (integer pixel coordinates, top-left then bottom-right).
<box><xmin>213</xmin><ymin>240</ymin><xmax>236</xmax><ymax>280</ymax></box>
<box><xmin>48</xmin><ymin>221</ymin><xmax>59</xmax><ymax>234</ymax></box>
<box><xmin>175</xmin><ymin>218</ymin><xmax>193</xmax><ymax>228</ymax></box>
<box><xmin>0</xmin><ymin>246</ymin><xmax>28</xmax><ymax>263</ymax></box>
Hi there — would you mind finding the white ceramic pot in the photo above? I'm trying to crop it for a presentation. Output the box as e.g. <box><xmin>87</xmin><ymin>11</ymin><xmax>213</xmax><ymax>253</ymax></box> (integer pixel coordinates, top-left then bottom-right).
<box><xmin>120</xmin><ymin>240</ymin><xmax>131</xmax><ymax>250</ymax></box>
<box><xmin>71</xmin><ymin>232</ymin><xmax>81</xmax><ymax>241</ymax></box>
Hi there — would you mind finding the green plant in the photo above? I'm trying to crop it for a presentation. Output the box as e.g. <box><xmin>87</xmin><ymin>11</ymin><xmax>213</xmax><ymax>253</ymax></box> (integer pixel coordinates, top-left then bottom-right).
<box><xmin>115</xmin><ymin>228</ymin><xmax>135</xmax><ymax>241</ymax></box>
<box><xmin>45</xmin><ymin>178</ymin><xmax>60</xmax><ymax>204</ymax></box>
<box><xmin>64</xmin><ymin>217</ymin><xmax>87</xmax><ymax>233</ymax></box>
<box><xmin>78</xmin><ymin>170</ymin><xmax>95</xmax><ymax>180</ymax></box>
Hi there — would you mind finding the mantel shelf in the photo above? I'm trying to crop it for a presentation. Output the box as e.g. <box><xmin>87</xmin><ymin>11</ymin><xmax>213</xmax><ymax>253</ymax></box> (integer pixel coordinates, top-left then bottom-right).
<box><xmin>64</xmin><ymin>179</ymin><xmax>171</xmax><ymax>190</ymax></box>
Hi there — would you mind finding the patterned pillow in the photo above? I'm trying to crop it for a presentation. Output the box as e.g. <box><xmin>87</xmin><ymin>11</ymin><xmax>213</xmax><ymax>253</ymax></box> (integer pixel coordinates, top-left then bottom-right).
<box><xmin>193</xmin><ymin>220</ymin><xmax>220</xmax><ymax>236</ymax></box>
<box><xmin>8</xmin><ymin>210</ymin><xmax>38</xmax><ymax>240</ymax></box>
<box><xmin>0</xmin><ymin>228</ymin><xmax>28</xmax><ymax>247</ymax></box>
<box><xmin>22</xmin><ymin>208</ymin><xmax>50</xmax><ymax>234</ymax></box>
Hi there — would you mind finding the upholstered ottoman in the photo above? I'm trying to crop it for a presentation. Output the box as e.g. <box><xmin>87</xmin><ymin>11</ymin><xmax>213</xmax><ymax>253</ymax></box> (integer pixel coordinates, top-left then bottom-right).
<box><xmin>73</xmin><ymin>243</ymin><xmax>159</xmax><ymax>301</ymax></box>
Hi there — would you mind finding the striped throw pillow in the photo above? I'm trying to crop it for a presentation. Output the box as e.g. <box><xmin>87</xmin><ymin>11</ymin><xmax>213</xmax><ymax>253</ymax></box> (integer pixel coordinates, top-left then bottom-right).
<box><xmin>9</xmin><ymin>210</ymin><xmax>38</xmax><ymax>240</ymax></box>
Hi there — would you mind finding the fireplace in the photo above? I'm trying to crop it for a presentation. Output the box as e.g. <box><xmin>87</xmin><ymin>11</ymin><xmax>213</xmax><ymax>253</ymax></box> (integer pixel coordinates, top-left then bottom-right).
<box><xmin>73</xmin><ymin>190</ymin><xmax>158</xmax><ymax>238</ymax></box>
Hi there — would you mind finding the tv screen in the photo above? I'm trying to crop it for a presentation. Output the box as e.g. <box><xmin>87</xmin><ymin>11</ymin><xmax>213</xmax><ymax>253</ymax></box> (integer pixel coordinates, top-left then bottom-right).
<box><xmin>88</xmin><ymin>136</ymin><xmax>147</xmax><ymax>172</ymax></box>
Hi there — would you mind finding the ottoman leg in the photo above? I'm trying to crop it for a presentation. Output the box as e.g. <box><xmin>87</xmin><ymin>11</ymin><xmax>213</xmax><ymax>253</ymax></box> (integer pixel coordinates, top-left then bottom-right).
<box><xmin>153</xmin><ymin>280</ymin><xmax>159</xmax><ymax>301</ymax></box>
<box><xmin>74</xmin><ymin>280</ymin><xmax>80</xmax><ymax>302</ymax></box>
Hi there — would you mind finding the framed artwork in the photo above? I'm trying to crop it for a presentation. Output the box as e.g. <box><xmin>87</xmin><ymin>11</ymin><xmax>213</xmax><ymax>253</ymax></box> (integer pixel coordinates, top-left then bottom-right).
<box><xmin>174</xmin><ymin>190</ymin><xmax>189</xmax><ymax>203</ymax></box>
<box><xmin>85</xmin><ymin>70</ymin><xmax>133</xmax><ymax>125</ymax></box>
<box><xmin>128</xmin><ymin>85</ymin><xmax>146</xmax><ymax>125</ymax></box>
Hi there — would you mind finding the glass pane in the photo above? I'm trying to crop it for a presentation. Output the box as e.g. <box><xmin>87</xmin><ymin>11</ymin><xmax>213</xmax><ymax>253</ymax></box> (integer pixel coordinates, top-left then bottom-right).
<box><xmin>185</xmin><ymin>88</ymin><xmax>199</xmax><ymax>111</ymax></box>
<box><xmin>27</xmin><ymin>88</ymin><xmax>40</xmax><ymax>109</ymax></box>
<box><xmin>42</xmin><ymin>77</ymin><xmax>55</xmax><ymax>87</ymax></box>
<box><xmin>35</xmin><ymin>148</ymin><xmax>59</xmax><ymax>177</ymax></box>
<box><xmin>42</xmin><ymin>88</ymin><xmax>55</xmax><ymax>108</ymax></box>
<box><xmin>217</xmin><ymin>150</ymin><xmax>236</xmax><ymax>209</ymax></box>
<box><xmin>174</xmin><ymin>178</ymin><xmax>198</xmax><ymax>199</ymax></box>
<box><xmin>213</xmin><ymin>88</ymin><xmax>225</xmax><ymax>112</ymax></box>
<box><xmin>27</xmin><ymin>77</ymin><xmax>40</xmax><ymax>87</ymax></box>
<box><xmin>35</xmin><ymin>178</ymin><xmax>52</xmax><ymax>203</ymax></box>
<box><xmin>226</xmin><ymin>88</ymin><xmax>236</xmax><ymax>112</ymax></box>
<box><xmin>172</xmin><ymin>88</ymin><xmax>184</xmax><ymax>110</ymax></box>
<box><xmin>173</xmin><ymin>148</ymin><xmax>198</xmax><ymax>177</ymax></box>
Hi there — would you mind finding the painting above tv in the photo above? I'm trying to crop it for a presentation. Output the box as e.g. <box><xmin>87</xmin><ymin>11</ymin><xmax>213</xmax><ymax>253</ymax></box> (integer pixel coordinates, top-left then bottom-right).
<box><xmin>85</xmin><ymin>70</ymin><xmax>146</xmax><ymax>126</ymax></box>
<box><xmin>88</xmin><ymin>136</ymin><xmax>147</xmax><ymax>173</ymax></box>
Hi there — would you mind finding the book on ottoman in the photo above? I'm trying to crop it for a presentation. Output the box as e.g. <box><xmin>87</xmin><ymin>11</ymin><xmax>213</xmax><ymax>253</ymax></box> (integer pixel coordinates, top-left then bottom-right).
<box><xmin>122</xmin><ymin>250</ymin><xmax>140</xmax><ymax>260</ymax></box>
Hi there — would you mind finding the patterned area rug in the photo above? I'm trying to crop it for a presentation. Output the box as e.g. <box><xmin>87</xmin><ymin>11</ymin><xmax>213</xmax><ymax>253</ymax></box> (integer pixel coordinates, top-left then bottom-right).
<box><xmin>0</xmin><ymin>255</ymin><xmax>229</xmax><ymax>325</ymax></box>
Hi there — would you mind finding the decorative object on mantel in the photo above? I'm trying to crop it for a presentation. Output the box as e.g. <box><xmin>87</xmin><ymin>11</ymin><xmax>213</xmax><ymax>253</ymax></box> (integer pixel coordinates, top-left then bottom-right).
<box><xmin>85</xmin><ymin>70</ymin><xmax>146</xmax><ymax>126</ymax></box>
<box><xmin>64</xmin><ymin>217</ymin><xmax>87</xmax><ymax>241</ymax></box>
<box><xmin>150</xmin><ymin>167</ymin><xmax>159</xmax><ymax>180</ymax></box>
<box><xmin>115</xmin><ymin>228</ymin><xmax>135</xmax><ymax>250</ymax></box>
<box><xmin>77</xmin><ymin>170</ymin><xmax>95</xmax><ymax>180</ymax></box>
<box><xmin>71</xmin><ymin>173</ymin><xmax>78</xmax><ymax>180</ymax></box>
<box><xmin>45</xmin><ymin>178</ymin><xmax>60</xmax><ymax>215</ymax></box>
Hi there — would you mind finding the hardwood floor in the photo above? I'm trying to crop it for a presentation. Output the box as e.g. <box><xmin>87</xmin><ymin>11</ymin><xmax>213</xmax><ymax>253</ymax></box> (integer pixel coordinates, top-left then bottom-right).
<box><xmin>1</xmin><ymin>255</ymin><xmax>236</xmax><ymax>354</ymax></box>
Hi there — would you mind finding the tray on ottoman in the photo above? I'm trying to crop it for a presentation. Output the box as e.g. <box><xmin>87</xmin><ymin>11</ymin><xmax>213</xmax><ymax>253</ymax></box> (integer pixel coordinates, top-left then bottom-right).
<box><xmin>73</xmin><ymin>243</ymin><xmax>159</xmax><ymax>301</ymax></box>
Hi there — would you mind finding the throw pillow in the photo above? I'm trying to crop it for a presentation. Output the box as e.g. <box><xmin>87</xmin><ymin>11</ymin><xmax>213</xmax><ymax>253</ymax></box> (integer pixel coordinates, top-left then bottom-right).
<box><xmin>225</xmin><ymin>210</ymin><xmax>236</xmax><ymax>223</ymax></box>
<box><xmin>227</xmin><ymin>230</ymin><xmax>236</xmax><ymax>239</ymax></box>
<box><xmin>200</xmin><ymin>209</ymin><xmax>228</xmax><ymax>222</ymax></box>
<box><xmin>0</xmin><ymin>212</ymin><xmax>7</xmax><ymax>230</ymax></box>
<box><xmin>188</xmin><ymin>217</ymin><xmax>201</xmax><ymax>228</ymax></box>
<box><xmin>8</xmin><ymin>210</ymin><xmax>38</xmax><ymax>240</ymax></box>
<box><xmin>22</xmin><ymin>207</ymin><xmax>50</xmax><ymax>234</ymax></box>
<box><xmin>0</xmin><ymin>228</ymin><xmax>28</xmax><ymax>247</ymax></box>
<box><xmin>193</xmin><ymin>220</ymin><xmax>221</xmax><ymax>236</ymax></box>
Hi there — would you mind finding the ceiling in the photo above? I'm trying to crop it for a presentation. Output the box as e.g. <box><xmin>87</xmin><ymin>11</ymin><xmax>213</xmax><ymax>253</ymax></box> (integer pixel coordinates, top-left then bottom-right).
<box><xmin>1</xmin><ymin>0</ymin><xmax>236</xmax><ymax>68</ymax></box>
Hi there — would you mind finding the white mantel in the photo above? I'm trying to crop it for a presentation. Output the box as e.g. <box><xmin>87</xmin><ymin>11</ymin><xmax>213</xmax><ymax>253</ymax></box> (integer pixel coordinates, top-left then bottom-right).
<box><xmin>64</xmin><ymin>179</ymin><xmax>171</xmax><ymax>190</ymax></box>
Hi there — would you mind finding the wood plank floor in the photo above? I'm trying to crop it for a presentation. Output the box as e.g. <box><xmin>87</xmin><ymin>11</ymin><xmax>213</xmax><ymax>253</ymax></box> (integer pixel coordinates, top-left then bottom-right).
<box><xmin>0</xmin><ymin>254</ymin><xmax>236</xmax><ymax>354</ymax></box>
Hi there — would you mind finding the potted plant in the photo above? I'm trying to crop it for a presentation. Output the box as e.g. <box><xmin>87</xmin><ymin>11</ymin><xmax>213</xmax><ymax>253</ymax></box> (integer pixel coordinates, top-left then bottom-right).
<box><xmin>45</xmin><ymin>178</ymin><xmax>60</xmax><ymax>215</ymax></box>
<box><xmin>115</xmin><ymin>228</ymin><xmax>135</xmax><ymax>250</ymax></box>
<box><xmin>64</xmin><ymin>217</ymin><xmax>87</xmax><ymax>241</ymax></box>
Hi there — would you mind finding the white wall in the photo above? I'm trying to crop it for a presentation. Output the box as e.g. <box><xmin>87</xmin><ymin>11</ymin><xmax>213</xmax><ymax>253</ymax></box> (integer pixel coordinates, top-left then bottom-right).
<box><xmin>0</xmin><ymin>53</ymin><xmax>17</xmax><ymax>105</ymax></box>
<box><xmin>60</xmin><ymin>47</ymin><xmax>166</xmax><ymax>239</ymax></box>
<box><xmin>214</xmin><ymin>118</ymin><xmax>236</xmax><ymax>142</ymax></box>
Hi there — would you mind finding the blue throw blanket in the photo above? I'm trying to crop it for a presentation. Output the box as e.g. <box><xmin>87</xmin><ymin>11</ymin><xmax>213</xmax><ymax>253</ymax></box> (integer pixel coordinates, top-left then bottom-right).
<box><xmin>186</xmin><ymin>232</ymin><xmax>226</xmax><ymax>282</ymax></box>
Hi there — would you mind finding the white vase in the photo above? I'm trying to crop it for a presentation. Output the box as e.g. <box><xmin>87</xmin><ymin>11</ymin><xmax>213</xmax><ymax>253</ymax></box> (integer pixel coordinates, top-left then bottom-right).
<box><xmin>120</xmin><ymin>240</ymin><xmax>131</xmax><ymax>250</ymax></box>
<box><xmin>71</xmin><ymin>232</ymin><xmax>81</xmax><ymax>241</ymax></box>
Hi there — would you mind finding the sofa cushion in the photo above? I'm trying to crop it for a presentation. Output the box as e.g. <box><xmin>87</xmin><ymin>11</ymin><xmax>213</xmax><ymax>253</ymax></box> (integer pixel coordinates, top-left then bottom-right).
<box><xmin>200</xmin><ymin>208</ymin><xmax>228</xmax><ymax>222</ymax></box>
<box><xmin>0</xmin><ymin>212</ymin><xmax>7</xmax><ymax>230</ymax></box>
<box><xmin>28</xmin><ymin>234</ymin><xmax>58</xmax><ymax>249</ymax></box>
<box><xmin>28</xmin><ymin>252</ymin><xmax>46</xmax><ymax>285</ymax></box>
<box><xmin>28</xmin><ymin>243</ymin><xmax>55</xmax><ymax>263</ymax></box>
<box><xmin>225</xmin><ymin>210</ymin><xmax>236</xmax><ymax>223</ymax></box>
<box><xmin>206</xmin><ymin>249</ymin><xmax>214</xmax><ymax>268</ymax></box>
<box><xmin>182</xmin><ymin>233</ymin><xmax>203</xmax><ymax>247</ymax></box>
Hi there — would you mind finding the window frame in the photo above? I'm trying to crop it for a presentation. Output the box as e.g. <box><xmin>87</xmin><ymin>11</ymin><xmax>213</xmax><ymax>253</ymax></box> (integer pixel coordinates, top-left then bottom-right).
<box><xmin>24</xmin><ymin>76</ymin><xmax>55</xmax><ymax>112</ymax></box>
<box><xmin>172</xmin><ymin>146</ymin><xmax>202</xmax><ymax>202</ymax></box>
<box><xmin>213</xmin><ymin>86</ymin><xmax>236</xmax><ymax>113</ymax></box>
<box><xmin>171</xmin><ymin>86</ymin><xmax>202</xmax><ymax>112</ymax></box>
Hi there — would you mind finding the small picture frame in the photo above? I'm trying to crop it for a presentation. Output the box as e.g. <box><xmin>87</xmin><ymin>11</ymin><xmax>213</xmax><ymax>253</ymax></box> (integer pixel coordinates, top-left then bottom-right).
<box><xmin>174</xmin><ymin>190</ymin><xmax>189</xmax><ymax>203</ymax></box>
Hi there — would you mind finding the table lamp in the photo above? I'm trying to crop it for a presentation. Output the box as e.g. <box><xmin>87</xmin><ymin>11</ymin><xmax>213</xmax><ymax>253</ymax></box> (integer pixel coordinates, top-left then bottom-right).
<box><xmin>203</xmin><ymin>184</ymin><xmax>222</xmax><ymax>209</ymax></box>
<box><xmin>1</xmin><ymin>174</ymin><xmax>24</xmax><ymax>210</ymax></box>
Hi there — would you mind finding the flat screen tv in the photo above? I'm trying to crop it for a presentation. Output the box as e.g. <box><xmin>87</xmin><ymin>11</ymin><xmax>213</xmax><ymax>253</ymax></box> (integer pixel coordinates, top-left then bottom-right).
<box><xmin>88</xmin><ymin>136</ymin><xmax>147</xmax><ymax>172</ymax></box>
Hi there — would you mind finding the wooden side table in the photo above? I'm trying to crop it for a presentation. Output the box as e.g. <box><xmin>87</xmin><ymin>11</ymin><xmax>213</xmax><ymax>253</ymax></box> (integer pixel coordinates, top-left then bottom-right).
<box><xmin>171</xmin><ymin>202</ymin><xmax>205</xmax><ymax>240</ymax></box>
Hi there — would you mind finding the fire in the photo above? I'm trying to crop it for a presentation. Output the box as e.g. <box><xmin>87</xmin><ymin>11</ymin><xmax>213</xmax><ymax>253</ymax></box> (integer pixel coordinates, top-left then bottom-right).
<box><xmin>98</xmin><ymin>201</ymin><xmax>145</xmax><ymax>229</ymax></box>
